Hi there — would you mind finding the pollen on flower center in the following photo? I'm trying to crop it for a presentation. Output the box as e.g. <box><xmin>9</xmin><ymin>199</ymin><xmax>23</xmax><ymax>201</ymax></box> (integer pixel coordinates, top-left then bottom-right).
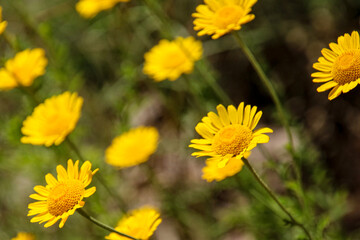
<box><xmin>212</xmin><ymin>124</ymin><xmax>253</xmax><ymax>156</ymax></box>
<box><xmin>214</xmin><ymin>5</ymin><xmax>244</xmax><ymax>29</ymax></box>
<box><xmin>332</xmin><ymin>50</ymin><xmax>360</xmax><ymax>85</ymax></box>
<box><xmin>47</xmin><ymin>179</ymin><xmax>84</xmax><ymax>216</ymax></box>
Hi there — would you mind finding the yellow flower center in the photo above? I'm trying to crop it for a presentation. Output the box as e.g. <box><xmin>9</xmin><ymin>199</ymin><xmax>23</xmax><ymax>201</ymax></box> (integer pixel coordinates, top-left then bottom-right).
<box><xmin>47</xmin><ymin>179</ymin><xmax>84</xmax><ymax>216</ymax></box>
<box><xmin>214</xmin><ymin>5</ymin><xmax>244</xmax><ymax>29</ymax></box>
<box><xmin>212</xmin><ymin>124</ymin><xmax>253</xmax><ymax>156</ymax></box>
<box><xmin>43</xmin><ymin>112</ymin><xmax>72</xmax><ymax>136</ymax></box>
<box><xmin>332</xmin><ymin>50</ymin><xmax>360</xmax><ymax>85</ymax></box>
<box><xmin>163</xmin><ymin>50</ymin><xmax>186</xmax><ymax>69</ymax></box>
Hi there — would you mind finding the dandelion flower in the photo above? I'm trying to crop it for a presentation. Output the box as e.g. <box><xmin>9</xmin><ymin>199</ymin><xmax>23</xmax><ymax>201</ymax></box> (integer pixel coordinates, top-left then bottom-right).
<box><xmin>76</xmin><ymin>0</ymin><xmax>130</xmax><ymax>19</ymax></box>
<box><xmin>105</xmin><ymin>126</ymin><xmax>159</xmax><ymax>168</ymax></box>
<box><xmin>312</xmin><ymin>31</ymin><xmax>360</xmax><ymax>100</ymax></box>
<box><xmin>21</xmin><ymin>92</ymin><xmax>83</xmax><ymax>147</ymax></box>
<box><xmin>28</xmin><ymin>159</ymin><xmax>98</xmax><ymax>228</ymax></box>
<box><xmin>143</xmin><ymin>36</ymin><xmax>203</xmax><ymax>82</ymax></box>
<box><xmin>189</xmin><ymin>103</ymin><xmax>272</xmax><ymax>170</ymax></box>
<box><xmin>105</xmin><ymin>206</ymin><xmax>162</xmax><ymax>240</ymax></box>
<box><xmin>11</xmin><ymin>232</ymin><xmax>35</xmax><ymax>240</ymax></box>
<box><xmin>192</xmin><ymin>0</ymin><xmax>257</xmax><ymax>39</ymax></box>
<box><xmin>0</xmin><ymin>48</ymin><xmax>47</xmax><ymax>90</ymax></box>
<box><xmin>202</xmin><ymin>157</ymin><xmax>244</xmax><ymax>182</ymax></box>
<box><xmin>0</xmin><ymin>6</ymin><xmax>8</xmax><ymax>35</ymax></box>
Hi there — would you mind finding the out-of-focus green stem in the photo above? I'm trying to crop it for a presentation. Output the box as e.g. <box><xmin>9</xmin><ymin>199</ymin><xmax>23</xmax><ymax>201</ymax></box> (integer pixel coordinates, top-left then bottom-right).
<box><xmin>2</xmin><ymin>32</ymin><xmax>19</xmax><ymax>52</ymax></box>
<box><xmin>242</xmin><ymin>158</ymin><xmax>313</xmax><ymax>240</ymax></box>
<box><xmin>232</xmin><ymin>32</ymin><xmax>294</xmax><ymax>148</ymax></box>
<box><xmin>77</xmin><ymin>209</ymin><xmax>139</xmax><ymax>240</ymax></box>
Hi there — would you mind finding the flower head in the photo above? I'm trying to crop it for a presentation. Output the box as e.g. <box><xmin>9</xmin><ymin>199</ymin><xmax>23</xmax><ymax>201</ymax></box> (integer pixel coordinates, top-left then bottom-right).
<box><xmin>76</xmin><ymin>0</ymin><xmax>130</xmax><ymax>19</ymax></box>
<box><xmin>21</xmin><ymin>92</ymin><xmax>83</xmax><ymax>147</ymax></box>
<box><xmin>312</xmin><ymin>31</ymin><xmax>360</xmax><ymax>100</ymax></box>
<box><xmin>189</xmin><ymin>103</ymin><xmax>272</xmax><ymax>173</ymax></box>
<box><xmin>11</xmin><ymin>232</ymin><xmax>35</xmax><ymax>240</ymax></box>
<box><xmin>28</xmin><ymin>159</ymin><xmax>98</xmax><ymax>228</ymax></box>
<box><xmin>105</xmin><ymin>206</ymin><xmax>162</xmax><ymax>240</ymax></box>
<box><xmin>143</xmin><ymin>36</ymin><xmax>203</xmax><ymax>82</ymax></box>
<box><xmin>192</xmin><ymin>0</ymin><xmax>257</xmax><ymax>39</ymax></box>
<box><xmin>0</xmin><ymin>48</ymin><xmax>47</xmax><ymax>90</ymax></box>
<box><xmin>0</xmin><ymin>6</ymin><xmax>8</xmax><ymax>35</ymax></box>
<box><xmin>105</xmin><ymin>126</ymin><xmax>159</xmax><ymax>168</ymax></box>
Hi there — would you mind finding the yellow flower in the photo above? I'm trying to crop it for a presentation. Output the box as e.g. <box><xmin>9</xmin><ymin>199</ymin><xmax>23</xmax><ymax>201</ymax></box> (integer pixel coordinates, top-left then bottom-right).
<box><xmin>11</xmin><ymin>232</ymin><xmax>35</xmax><ymax>240</ymax></box>
<box><xmin>76</xmin><ymin>0</ymin><xmax>130</xmax><ymax>19</ymax></box>
<box><xmin>21</xmin><ymin>92</ymin><xmax>83</xmax><ymax>147</ymax></box>
<box><xmin>105</xmin><ymin>126</ymin><xmax>159</xmax><ymax>168</ymax></box>
<box><xmin>202</xmin><ymin>157</ymin><xmax>244</xmax><ymax>182</ymax></box>
<box><xmin>0</xmin><ymin>48</ymin><xmax>47</xmax><ymax>90</ymax></box>
<box><xmin>28</xmin><ymin>159</ymin><xmax>98</xmax><ymax>228</ymax></box>
<box><xmin>0</xmin><ymin>6</ymin><xmax>8</xmax><ymax>35</ymax></box>
<box><xmin>105</xmin><ymin>206</ymin><xmax>162</xmax><ymax>240</ymax></box>
<box><xmin>143</xmin><ymin>36</ymin><xmax>203</xmax><ymax>82</ymax></box>
<box><xmin>312</xmin><ymin>31</ymin><xmax>360</xmax><ymax>100</ymax></box>
<box><xmin>192</xmin><ymin>0</ymin><xmax>257</xmax><ymax>39</ymax></box>
<box><xmin>189</xmin><ymin>103</ymin><xmax>272</xmax><ymax>170</ymax></box>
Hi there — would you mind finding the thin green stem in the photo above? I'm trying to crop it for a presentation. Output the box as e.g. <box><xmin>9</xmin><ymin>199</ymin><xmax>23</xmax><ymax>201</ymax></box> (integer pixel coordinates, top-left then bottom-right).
<box><xmin>65</xmin><ymin>138</ymin><xmax>127</xmax><ymax>212</ymax></box>
<box><xmin>77</xmin><ymin>209</ymin><xmax>139</xmax><ymax>240</ymax></box>
<box><xmin>242</xmin><ymin>158</ymin><xmax>313</xmax><ymax>240</ymax></box>
<box><xmin>195</xmin><ymin>61</ymin><xmax>232</xmax><ymax>105</ymax></box>
<box><xmin>2</xmin><ymin>32</ymin><xmax>19</xmax><ymax>52</ymax></box>
<box><xmin>232</xmin><ymin>32</ymin><xmax>294</xmax><ymax>148</ymax></box>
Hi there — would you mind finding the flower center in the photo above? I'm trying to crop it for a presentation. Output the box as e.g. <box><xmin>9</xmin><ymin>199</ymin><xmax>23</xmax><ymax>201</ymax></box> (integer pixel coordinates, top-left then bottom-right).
<box><xmin>163</xmin><ymin>50</ymin><xmax>186</xmax><ymax>69</ymax></box>
<box><xmin>332</xmin><ymin>50</ymin><xmax>360</xmax><ymax>85</ymax></box>
<box><xmin>43</xmin><ymin>112</ymin><xmax>72</xmax><ymax>136</ymax></box>
<box><xmin>214</xmin><ymin>5</ymin><xmax>244</xmax><ymax>29</ymax></box>
<box><xmin>212</xmin><ymin>124</ymin><xmax>253</xmax><ymax>156</ymax></box>
<box><xmin>47</xmin><ymin>179</ymin><xmax>84</xmax><ymax>216</ymax></box>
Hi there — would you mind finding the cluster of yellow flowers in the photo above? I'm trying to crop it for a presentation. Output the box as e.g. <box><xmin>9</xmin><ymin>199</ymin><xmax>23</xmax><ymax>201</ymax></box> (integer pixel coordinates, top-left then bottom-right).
<box><xmin>2</xmin><ymin>0</ymin><xmax>360</xmax><ymax>238</ymax></box>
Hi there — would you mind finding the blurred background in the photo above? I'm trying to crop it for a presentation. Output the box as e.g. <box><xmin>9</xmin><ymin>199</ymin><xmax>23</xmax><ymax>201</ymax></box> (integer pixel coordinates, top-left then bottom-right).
<box><xmin>1</xmin><ymin>0</ymin><xmax>360</xmax><ymax>239</ymax></box>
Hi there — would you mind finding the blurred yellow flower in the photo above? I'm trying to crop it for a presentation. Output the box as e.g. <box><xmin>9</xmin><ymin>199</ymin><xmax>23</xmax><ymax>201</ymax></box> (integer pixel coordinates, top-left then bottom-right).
<box><xmin>189</xmin><ymin>102</ymin><xmax>272</xmax><ymax>170</ymax></box>
<box><xmin>312</xmin><ymin>31</ymin><xmax>360</xmax><ymax>100</ymax></box>
<box><xmin>202</xmin><ymin>157</ymin><xmax>244</xmax><ymax>182</ymax></box>
<box><xmin>105</xmin><ymin>206</ymin><xmax>162</xmax><ymax>240</ymax></box>
<box><xmin>21</xmin><ymin>92</ymin><xmax>83</xmax><ymax>147</ymax></box>
<box><xmin>192</xmin><ymin>0</ymin><xmax>257</xmax><ymax>39</ymax></box>
<box><xmin>143</xmin><ymin>36</ymin><xmax>203</xmax><ymax>82</ymax></box>
<box><xmin>0</xmin><ymin>48</ymin><xmax>47</xmax><ymax>90</ymax></box>
<box><xmin>11</xmin><ymin>232</ymin><xmax>35</xmax><ymax>240</ymax></box>
<box><xmin>76</xmin><ymin>0</ymin><xmax>130</xmax><ymax>19</ymax></box>
<box><xmin>0</xmin><ymin>6</ymin><xmax>8</xmax><ymax>35</ymax></box>
<box><xmin>28</xmin><ymin>159</ymin><xmax>98</xmax><ymax>228</ymax></box>
<box><xmin>105</xmin><ymin>126</ymin><xmax>159</xmax><ymax>168</ymax></box>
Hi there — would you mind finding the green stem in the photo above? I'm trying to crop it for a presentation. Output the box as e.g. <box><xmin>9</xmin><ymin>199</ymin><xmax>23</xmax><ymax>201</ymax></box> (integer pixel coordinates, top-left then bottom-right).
<box><xmin>2</xmin><ymin>32</ymin><xmax>19</xmax><ymax>52</ymax></box>
<box><xmin>232</xmin><ymin>32</ymin><xmax>294</xmax><ymax>148</ymax></box>
<box><xmin>242</xmin><ymin>158</ymin><xmax>313</xmax><ymax>240</ymax></box>
<box><xmin>195</xmin><ymin>61</ymin><xmax>232</xmax><ymax>105</ymax></box>
<box><xmin>65</xmin><ymin>138</ymin><xmax>127</xmax><ymax>212</ymax></box>
<box><xmin>77</xmin><ymin>209</ymin><xmax>139</xmax><ymax>240</ymax></box>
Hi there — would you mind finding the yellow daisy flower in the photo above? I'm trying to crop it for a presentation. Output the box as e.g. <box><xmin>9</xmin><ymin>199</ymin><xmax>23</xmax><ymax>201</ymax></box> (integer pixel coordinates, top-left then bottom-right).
<box><xmin>0</xmin><ymin>48</ymin><xmax>47</xmax><ymax>91</ymax></box>
<box><xmin>11</xmin><ymin>232</ymin><xmax>35</xmax><ymax>240</ymax></box>
<box><xmin>21</xmin><ymin>92</ymin><xmax>83</xmax><ymax>147</ymax></box>
<box><xmin>192</xmin><ymin>0</ymin><xmax>257</xmax><ymax>39</ymax></box>
<box><xmin>0</xmin><ymin>6</ymin><xmax>8</xmax><ymax>35</ymax></box>
<box><xmin>312</xmin><ymin>31</ymin><xmax>360</xmax><ymax>100</ymax></box>
<box><xmin>105</xmin><ymin>206</ymin><xmax>162</xmax><ymax>240</ymax></box>
<box><xmin>105</xmin><ymin>126</ymin><xmax>159</xmax><ymax>168</ymax></box>
<box><xmin>189</xmin><ymin>102</ymin><xmax>272</xmax><ymax>169</ymax></box>
<box><xmin>143</xmin><ymin>36</ymin><xmax>203</xmax><ymax>82</ymax></box>
<box><xmin>202</xmin><ymin>157</ymin><xmax>244</xmax><ymax>182</ymax></box>
<box><xmin>28</xmin><ymin>159</ymin><xmax>98</xmax><ymax>228</ymax></box>
<box><xmin>76</xmin><ymin>0</ymin><xmax>130</xmax><ymax>19</ymax></box>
